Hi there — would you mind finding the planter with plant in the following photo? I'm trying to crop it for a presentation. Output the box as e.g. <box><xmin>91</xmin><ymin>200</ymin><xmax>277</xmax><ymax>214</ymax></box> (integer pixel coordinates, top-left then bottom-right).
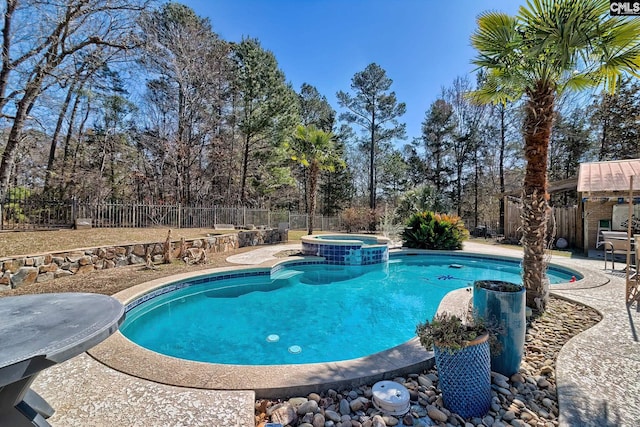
<box><xmin>473</xmin><ymin>279</ymin><xmax>526</xmax><ymax>377</ymax></box>
<box><xmin>416</xmin><ymin>312</ymin><xmax>499</xmax><ymax>419</ymax></box>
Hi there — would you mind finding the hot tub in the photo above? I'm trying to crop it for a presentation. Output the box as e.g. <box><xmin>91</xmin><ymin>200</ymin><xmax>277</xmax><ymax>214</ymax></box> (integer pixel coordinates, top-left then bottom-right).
<box><xmin>300</xmin><ymin>234</ymin><xmax>391</xmax><ymax>265</ymax></box>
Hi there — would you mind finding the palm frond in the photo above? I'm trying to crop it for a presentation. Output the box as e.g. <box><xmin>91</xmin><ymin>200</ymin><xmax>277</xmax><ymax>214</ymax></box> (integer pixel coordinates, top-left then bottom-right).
<box><xmin>467</xmin><ymin>69</ymin><xmax>522</xmax><ymax>105</ymax></box>
<box><xmin>560</xmin><ymin>72</ymin><xmax>599</xmax><ymax>93</ymax></box>
<box><xmin>471</xmin><ymin>12</ymin><xmax>521</xmax><ymax>69</ymax></box>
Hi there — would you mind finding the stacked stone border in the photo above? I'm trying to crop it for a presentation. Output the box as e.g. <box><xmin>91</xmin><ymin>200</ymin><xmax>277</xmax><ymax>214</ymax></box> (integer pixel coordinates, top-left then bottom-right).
<box><xmin>0</xmin><ymin>229</ymin><xmax>287</xmax><ymax>291</ymax></box>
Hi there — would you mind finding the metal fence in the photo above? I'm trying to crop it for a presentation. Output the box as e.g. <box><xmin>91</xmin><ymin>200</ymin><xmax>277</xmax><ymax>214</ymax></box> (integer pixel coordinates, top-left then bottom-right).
<box><xmin>0</xmin><ymin>195</ymin><xmax>343</xmax><ymax>231</ymax></box>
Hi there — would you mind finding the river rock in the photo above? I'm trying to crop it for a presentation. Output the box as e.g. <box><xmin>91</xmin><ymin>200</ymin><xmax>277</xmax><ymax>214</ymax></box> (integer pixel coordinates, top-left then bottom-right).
<box><xmin>297</xmin><ymin>400</ymin><xmax>318</xmax><ymax>415</ymax></box>
<box><xmin>371</xmin><ymin>415</ymin><xmax>386</xmax><ymax>427</ymax></box>
<box><xmin>381</xmin><ymin>415</ymin><xmax>398</xmax><ymax>426</ymax></box>
<box><xmin>289</xmin><ymin>397</ymin><xmax>308</xmax><ymax>407</ymax></box>
<box><xmin>418</xmin><ymin>375</ymin><xmax>433</xmax><ymax>388</ymax></box>
<box><xmin>350</xmin><ymin>397</ymin><xmax>366</xmax><ymax>412</ymax></box>
<box><xmin>427</xmin><ymin>406</ymin><xmax>448</xmax><ymax>423</ymax></box>
<box><xmin>502</xmin><ymin>410</ymin><xmax>516</xmax><ymax>421</ymax></box>
<box><xmin>312</xmin><ymin>413</ymin><xmax>325</xmax><ymax>427</ymax></box>
<box><xmin>410</xmin><ymin>404</ymin><xmax>427</xmax><ymax>417</ymax></box>
<box><xmin>511</xmin><ymin>373</ymin><xmax>525</xmax><ymax>383</ymax></box>
<box><xmin>300</xmin><ymin>412</ymin><xmax>314</xmax><ymax>424</ymax></box>
<box><xmin>308</xmin><ymin>393</ymin><xmax>321</xmax><ymax>402</ymax></box>
<box><xmin>326</xmin><ymin>410</ymin><xmax>341</xmax><ymax>423</ymax></box>
<box><xmin>537</xmin><ymin>378</ymin><xmax>551</xmax><ymax>388</ymax></box>
<box><xmin>270</xmin><ymin>402</ymin><xmax>297</xmax><ymax>425</ymax></box>
<box><xmin>256</xmin><ymin>297</ymin><xmax>602</xmax><ymax>427</ymax></box>
<box><xmin>340</xmin><ymin>398</ymin><xmax>351</xmax><ymax>415</ymax></box>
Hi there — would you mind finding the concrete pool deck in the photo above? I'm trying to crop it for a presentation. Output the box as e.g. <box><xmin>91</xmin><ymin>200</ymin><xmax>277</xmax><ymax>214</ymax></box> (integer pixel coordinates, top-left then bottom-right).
<box><xmin>30</xmin><ymin>241</ymin><xmax>640</xmax><ymax>426</ymax></box>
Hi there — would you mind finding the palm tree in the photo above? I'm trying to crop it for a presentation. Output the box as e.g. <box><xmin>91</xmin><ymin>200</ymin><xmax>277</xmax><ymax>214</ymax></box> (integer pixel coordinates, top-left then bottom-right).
<box><xmin>287</xmin><ymin>125</ymin><xmax>344</xmax><ymax>235</ymax></box>
<box><xmin>470</xmin><ymin>0</ymin><xmax>640</xmax><ymax>311</ymax></box>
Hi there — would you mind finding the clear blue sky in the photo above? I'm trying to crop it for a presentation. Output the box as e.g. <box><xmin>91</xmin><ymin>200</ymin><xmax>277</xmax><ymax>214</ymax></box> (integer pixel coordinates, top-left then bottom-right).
<box><xmin>181</xmin><ymin>0</ymin><xmax>526</xmax><ymax>140</ymax></box>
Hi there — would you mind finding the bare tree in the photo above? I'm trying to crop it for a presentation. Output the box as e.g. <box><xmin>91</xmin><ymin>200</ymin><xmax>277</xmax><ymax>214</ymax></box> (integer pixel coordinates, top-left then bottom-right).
<box><xmin>0</xmin><ymin>0</ymin><xmax>150</xmax><ymax>198</ymax></box>
<box><xmin>137</xmin><ymin>2</ymin><xmax>230</xmax><ymax>204</ymax></box>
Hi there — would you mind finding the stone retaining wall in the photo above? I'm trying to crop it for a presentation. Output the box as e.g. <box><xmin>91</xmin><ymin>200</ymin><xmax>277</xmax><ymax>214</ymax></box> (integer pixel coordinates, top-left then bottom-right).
<box><xmin>0</xmin><ymin>229</ymin><xmax>288</xmax><ymax>291</ymax></box>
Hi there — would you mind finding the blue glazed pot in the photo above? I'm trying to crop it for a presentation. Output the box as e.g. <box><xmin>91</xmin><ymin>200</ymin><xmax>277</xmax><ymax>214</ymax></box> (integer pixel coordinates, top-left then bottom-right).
<box><xmin>473</xmin><ymin>280</ymin><xmax>526</xmax><ymax>377</ymax></box>
<box><xmin>434</xmin><ymin>334</ymin><xmax>492</xmax><ymax>419</ymax></box>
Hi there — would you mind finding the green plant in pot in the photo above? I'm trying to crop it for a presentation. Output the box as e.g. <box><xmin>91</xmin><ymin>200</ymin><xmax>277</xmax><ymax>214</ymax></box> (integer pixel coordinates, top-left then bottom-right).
<box><xmin>416</xmin><ymin>312</ymin><xmax>499</xmax><ymax>419</ymax></box>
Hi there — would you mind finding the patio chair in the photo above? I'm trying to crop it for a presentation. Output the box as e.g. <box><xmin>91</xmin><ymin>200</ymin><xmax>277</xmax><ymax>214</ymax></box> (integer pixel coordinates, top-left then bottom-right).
<box><xmin>601</xmin><ymin>231</ymin><xmax>635</xmax><ymax>271</ymax></box>
<box><xmin>596</xmin><ymin>219</ymin><xmax>611</xmax><ymax>248</ymax></box>
<box><xmin>627</xmin><ymin>237</ymin><xmax>640</xmax><ymax>305</ymax></box>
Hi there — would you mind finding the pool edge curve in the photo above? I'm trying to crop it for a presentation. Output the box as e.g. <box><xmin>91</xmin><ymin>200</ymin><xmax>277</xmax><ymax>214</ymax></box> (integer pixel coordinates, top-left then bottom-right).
<box><xmin>88</xmin><ymin>249</ymin><xmax>605</xmax><ymax>399</ymax></box>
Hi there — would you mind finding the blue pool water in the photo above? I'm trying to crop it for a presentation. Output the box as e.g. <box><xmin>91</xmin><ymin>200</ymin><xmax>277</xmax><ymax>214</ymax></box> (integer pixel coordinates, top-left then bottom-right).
<box><xmin>121</xmin><ymin>254</ymin><xmax>577</xmax><ymax>365</ymax></box>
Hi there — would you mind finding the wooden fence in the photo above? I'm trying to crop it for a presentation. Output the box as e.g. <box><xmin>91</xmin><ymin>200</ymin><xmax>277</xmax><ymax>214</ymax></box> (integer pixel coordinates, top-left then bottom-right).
<box><xmin>505</xmin><ymin>197</ymin><xmax>580</xmax><ymax>247</ymax></box>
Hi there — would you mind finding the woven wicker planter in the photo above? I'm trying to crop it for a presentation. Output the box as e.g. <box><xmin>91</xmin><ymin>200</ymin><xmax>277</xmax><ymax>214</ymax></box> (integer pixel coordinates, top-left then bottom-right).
<box><xmin>434</xmin><ymin>334</ymin><xmax>492</xmax><ymax>419</ymax></box>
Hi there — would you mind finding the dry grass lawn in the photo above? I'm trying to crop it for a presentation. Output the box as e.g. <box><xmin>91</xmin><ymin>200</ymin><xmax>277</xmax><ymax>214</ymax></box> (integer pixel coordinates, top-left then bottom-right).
<box><xmin>0</xmin><ymin>227</ymin><xmax>230</xmax><ymax>257</ymax></box>
<box><xmin>0</xmin><ymin>227</ymin><xmax>305</xmax><ymax>298</ymax></box>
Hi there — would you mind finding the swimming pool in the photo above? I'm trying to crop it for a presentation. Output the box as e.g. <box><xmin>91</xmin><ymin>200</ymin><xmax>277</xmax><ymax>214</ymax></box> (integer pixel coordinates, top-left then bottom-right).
<box><xmin>120</xmin><ymin>253</ymin><xmax>579</xmax><ymax>365</ymax></box>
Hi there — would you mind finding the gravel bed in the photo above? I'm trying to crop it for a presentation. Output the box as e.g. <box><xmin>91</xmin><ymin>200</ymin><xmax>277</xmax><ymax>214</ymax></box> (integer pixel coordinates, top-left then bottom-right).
<box><xmin>255</xmin><ymin>296</ymin><xmax>601</xmax><ymax>427</ymax></box>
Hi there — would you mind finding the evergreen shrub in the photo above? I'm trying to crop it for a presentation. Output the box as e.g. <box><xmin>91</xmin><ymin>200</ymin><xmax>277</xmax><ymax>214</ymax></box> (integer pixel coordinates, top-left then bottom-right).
<box><xmin>402</xmin><ymin>211</ymin><xmax>468</xmax><ymax>250</ymax></box>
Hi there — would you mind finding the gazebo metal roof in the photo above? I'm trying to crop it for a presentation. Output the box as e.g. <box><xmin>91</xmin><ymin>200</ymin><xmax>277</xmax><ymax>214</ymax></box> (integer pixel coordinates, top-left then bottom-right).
<box><xmin>577</xmin><ymin>159</ymin><xmax>640</xmax><ymax>193</ymax></box>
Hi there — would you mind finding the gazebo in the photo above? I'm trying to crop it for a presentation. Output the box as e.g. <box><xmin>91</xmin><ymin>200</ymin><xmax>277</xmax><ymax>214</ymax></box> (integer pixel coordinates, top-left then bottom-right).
<box><xmin>577</xmin><ymin>158</ymin><xmax>640</xmax><ymax>254</ymax></box>
<box><xmin>578</xmin><ymin>158</ymin><xmax>640</xmax><ymax>304</ymax></box>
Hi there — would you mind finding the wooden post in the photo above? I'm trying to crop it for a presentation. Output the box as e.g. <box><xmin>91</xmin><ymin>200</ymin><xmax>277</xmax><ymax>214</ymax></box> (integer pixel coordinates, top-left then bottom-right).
<box><xmin>626</xmin><ymin>177</ymin><xmax>634</xmax><ymax>289</ymax></box>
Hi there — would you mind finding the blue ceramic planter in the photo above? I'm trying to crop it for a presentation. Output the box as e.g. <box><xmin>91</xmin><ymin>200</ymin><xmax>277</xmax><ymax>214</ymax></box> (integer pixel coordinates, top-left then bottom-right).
<box><xmin>473</xmin><ymin>280</ymin><xmax>526</xmax><ymax>377</ymax></box>
<box><xmin>434</xmin><ymin>334</ymin><xmax>492</xmax><ymax>419</ymax></box>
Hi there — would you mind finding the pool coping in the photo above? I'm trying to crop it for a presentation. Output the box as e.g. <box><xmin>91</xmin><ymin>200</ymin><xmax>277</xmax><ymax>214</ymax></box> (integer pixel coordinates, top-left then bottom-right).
<box><xmin>88</xmin><ymin>249</ymin><xmax>608</xmax><ymax>399</ymax></box>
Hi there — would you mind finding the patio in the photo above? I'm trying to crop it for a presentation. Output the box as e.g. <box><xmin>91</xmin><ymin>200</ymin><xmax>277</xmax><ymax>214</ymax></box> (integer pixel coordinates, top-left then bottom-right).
<box><xmin>30</xmin><ymin>241</ymin><xmax>640</xmax><ymax>426</ymax></box>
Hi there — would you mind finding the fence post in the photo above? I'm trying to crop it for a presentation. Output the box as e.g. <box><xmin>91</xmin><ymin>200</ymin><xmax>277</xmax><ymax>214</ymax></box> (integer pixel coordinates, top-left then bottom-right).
<box><xmin>71</xmin><ymin>197</ymin><xmax>77</xmax><ymax>224</ymax></box>
<box><xmin>178</xmin><ymin>203</ymin><xmax>182</xmax><ymax>229</ymax></box>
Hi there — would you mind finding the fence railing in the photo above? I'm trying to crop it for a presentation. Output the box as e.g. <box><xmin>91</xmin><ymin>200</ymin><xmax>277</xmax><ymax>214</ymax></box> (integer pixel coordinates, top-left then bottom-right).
<box><xmin>0</xmin><ymin>196</ymin><xmax>342</xmax><ymax>231</ymax></box>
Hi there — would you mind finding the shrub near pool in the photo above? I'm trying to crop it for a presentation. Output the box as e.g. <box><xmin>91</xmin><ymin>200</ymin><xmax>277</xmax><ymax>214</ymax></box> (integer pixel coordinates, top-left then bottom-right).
<box><xmin>402</xmin><ymin>211</ymin><xmax>469</xmax><ymax>250</ymax></box>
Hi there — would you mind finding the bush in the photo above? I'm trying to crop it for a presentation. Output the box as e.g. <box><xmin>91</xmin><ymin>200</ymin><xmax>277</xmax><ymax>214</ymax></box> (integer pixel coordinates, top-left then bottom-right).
<box><xmin>402</xmin><ymin>211</ymin><xmax>468</xmax><ymax>250</ymax></box>
<box><xmin>394</xmin><ymin>184</ymin><xmax>450</xmax><ymax>224</ymax></box>
<box><xmin>341</xmin><ymin>207</ymin><xmax>378</xmax><ymax>233</ymax></box>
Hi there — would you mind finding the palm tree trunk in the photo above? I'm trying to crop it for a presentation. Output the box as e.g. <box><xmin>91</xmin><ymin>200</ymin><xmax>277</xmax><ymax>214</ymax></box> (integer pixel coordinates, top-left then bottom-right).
<box><xmin>308</xmin><ymin>161</ymin><xmax>319</xmax><ymax>235</ymax></box>
<box><xmin>521</xmin><ymin>82</ymin><xmax>554</xmax><ymax>311</ymax></box>
<box><xmin>499</xmin><ymin>104</ymin><xmax>506</xmax><ymax>235</ymax></box>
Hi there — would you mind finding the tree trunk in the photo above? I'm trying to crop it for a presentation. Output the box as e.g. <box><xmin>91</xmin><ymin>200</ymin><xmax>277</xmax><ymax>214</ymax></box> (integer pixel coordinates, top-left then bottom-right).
<box><xmin>307</xmin><ymin>161</ymin><xmax>319</xmax><ymax>235</ymax></box>
<box><xmin>0</xmin><ymin>86</ymin><xmax>37</xmax><ymax>198</ymax></box>
<box><xmin>456</xmin><ymin>163</ymin><xmax>463</xmax><ymax>216</ymax></box>
<box><xmin>0</xmin><ymin>0</ymin><xmax>17</xmax><ymax>112</ymax></box>
<box><xmin>499</xmin><ymin>105</ymin><xmax>506</xmax><ymax>235</ymax></box>
<box><xmin>473</xmin><ymin>143</ymin><xmax>479</xmax><ymax>229</ymax></box>
<box><xmin>521</xmin><ymin>82</ymin><xmax>554</xmax><ymax>311</ymax></box>
<box><xmin>240</xmin><ymin>133</ymin><xmax>250</xmax><ymax>204</ymax></box>
<box><xmin>369</xmin><ymin>112</ymin><xmax>376</xmax><ymax>211</ymax></box>
<box><xmin>44</xmin><ymin>81</ymin><xmax>77</xmax><ymax>195</ymax></box>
